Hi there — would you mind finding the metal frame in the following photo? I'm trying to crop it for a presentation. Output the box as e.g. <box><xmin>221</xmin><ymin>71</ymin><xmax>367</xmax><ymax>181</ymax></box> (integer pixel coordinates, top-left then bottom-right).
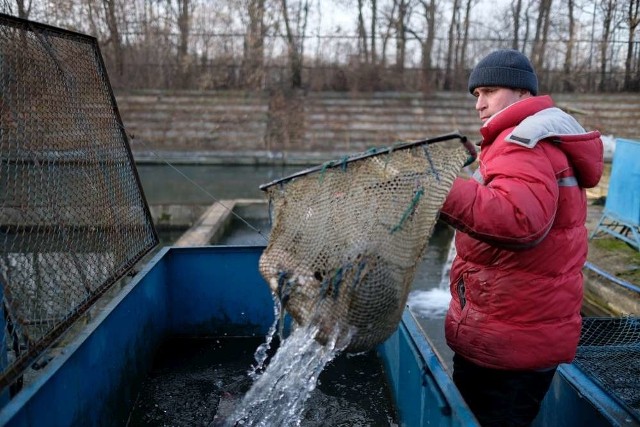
<box><xmin>590</xmin><ymin>211</ymin><xmax>640</xmax><ymax>251</ymax></box>
<box><xmin>0</xmin><ymin>13</ymin><xmax>158</xmax><ymax>391</ymax></box>
<box><xmin>259</xmin><ymin>131</ymin><xmax>476</xmax><ymax>190</ymax></box>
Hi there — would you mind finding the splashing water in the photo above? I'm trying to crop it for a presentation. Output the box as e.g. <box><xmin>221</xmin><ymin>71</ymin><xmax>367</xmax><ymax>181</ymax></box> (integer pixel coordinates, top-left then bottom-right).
<box><xmin>407</xmin><ymin>288</ymin><xmax>451</xmax><ymax>319</ymax></box>
<box><xmin>224</xmin><ymin>314</ymin><xmax>353</xmax><ymax>426</ymax></box>
<box><xmin>247</xmin><ymin>299</ymin><xmax>282</xmax><ymax>381</ymax></box>
<box><xmin>438</xmin><ymin>234</ymin><xmax>457</xmax><ymax>288</ymax></box>
<box><xmin>407</xmin><ymin>236</ymin><xmax>457</xmax><ymax>319</ymax></box>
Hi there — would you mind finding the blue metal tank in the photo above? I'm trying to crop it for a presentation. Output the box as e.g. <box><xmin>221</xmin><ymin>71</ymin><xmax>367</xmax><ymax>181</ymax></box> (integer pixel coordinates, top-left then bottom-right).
<box><xmin>0</xmin><ymin>246</ymin><xmax>634</xmax><ymax>426</ymax></box>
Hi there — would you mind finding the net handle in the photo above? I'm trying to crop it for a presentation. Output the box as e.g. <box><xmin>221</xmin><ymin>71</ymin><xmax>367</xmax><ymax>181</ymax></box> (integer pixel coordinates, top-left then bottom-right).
<box><xmin>259</xmin><ymin>131</ymin><xmax>477</xmax><ymax>191</ymax></box>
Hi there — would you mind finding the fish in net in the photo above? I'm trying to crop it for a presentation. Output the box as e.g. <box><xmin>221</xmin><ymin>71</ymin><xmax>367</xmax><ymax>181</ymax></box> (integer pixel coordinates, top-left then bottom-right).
<box><xmin>259</xmin><ymin>133</ymin><xmax>475</xmax><ymax>352</ymax></box>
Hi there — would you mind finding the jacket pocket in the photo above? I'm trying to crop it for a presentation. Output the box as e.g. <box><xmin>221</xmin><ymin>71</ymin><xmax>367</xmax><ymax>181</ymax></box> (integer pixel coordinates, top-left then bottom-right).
<box><xmin>454</xmin><ymin>277</ymin><xmax>471</xmax><ymax>338</ymax></box>
<box><xmin>456</xmin><ymin>278</ymin><xmax>466</xmax><ymax>309</ymax></box>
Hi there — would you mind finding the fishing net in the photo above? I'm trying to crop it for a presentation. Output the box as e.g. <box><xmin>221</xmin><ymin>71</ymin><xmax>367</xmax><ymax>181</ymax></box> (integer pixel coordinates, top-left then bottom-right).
<box><xmin>573</xmin><ymin>316</ymin><xmax>640</xmax><ymax>423</ymax></box>
<box><xmin>259</xmin><ymin>134</ymin><xmax>475</xmax><ymax>352</ymax></box>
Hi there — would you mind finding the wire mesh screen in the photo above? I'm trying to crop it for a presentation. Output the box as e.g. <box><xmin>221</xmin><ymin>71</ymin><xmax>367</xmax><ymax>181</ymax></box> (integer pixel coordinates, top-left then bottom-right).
<box><xmin>573</xmin><ymin>317</ymin><xmax>640</xmax><ymax>423</ymax></box>
<box><xmin>0</xmin><ymin>14</ymin><xmax>158</xmax><ymax>391</ymax></box>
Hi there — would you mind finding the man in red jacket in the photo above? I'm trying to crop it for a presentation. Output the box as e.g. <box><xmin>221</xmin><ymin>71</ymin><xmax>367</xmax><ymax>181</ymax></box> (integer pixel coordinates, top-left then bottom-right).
<box><xmin>439</xmin><ymin>49</ymin><xmax>604</xmax><ymax>426</ymax></box>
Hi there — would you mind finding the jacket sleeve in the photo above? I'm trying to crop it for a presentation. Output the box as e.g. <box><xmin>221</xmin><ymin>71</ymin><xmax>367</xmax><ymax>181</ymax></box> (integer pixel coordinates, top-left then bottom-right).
<box><xmin>439</xmin><ymin>142</ymin><xmax>558</xmax><ymax>248</ymax></box>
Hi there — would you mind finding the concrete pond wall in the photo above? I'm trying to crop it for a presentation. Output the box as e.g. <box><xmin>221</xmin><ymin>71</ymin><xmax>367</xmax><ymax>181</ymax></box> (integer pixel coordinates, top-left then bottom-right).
<box><xmin>117</xmin><ymin>90</ymin><xmax>640</xmax><ymax>164</ymax></box>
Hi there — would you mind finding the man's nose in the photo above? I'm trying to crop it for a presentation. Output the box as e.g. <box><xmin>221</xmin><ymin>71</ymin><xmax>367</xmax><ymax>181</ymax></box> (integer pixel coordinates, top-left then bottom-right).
<box><xmin>475</xmin><ymin>95</ymin><xmax>486</xmax><ymax>112</ymax></box>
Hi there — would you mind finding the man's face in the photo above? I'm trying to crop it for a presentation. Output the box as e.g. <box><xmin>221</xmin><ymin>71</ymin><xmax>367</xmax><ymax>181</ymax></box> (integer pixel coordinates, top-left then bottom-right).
<box><xmin>472</xmin><ymin>87</ymin><xmax>531</xmax><ymax>122</ymax></box>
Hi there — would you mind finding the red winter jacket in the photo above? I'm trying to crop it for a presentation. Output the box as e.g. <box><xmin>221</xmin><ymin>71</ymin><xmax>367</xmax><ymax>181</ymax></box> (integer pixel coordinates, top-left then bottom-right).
<box><xmin>439</xmin><ymin>95</ymin><xmax>603</xmax><ymax>370</ymax></box>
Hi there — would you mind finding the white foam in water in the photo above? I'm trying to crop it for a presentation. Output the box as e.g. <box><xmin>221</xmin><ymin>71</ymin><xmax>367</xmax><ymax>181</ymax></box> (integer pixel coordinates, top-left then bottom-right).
<box><xmin>408</xmin><ymin>237</ymin><xmax>457</xmax><ymax>319</ymax></box>
<box><xmin>407</xmin><ymin>288</ymin><xmax>451</xmax><ymax>319</ymax></box>
<box><xmin>225</xmin><ymin>322</ymin><xmax>352</xmax><ymax>426</ymax></box>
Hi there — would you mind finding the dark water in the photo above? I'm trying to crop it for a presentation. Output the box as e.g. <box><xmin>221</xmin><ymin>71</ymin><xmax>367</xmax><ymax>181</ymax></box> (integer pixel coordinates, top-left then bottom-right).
<box><xmin>217</xmin><ymin>217</ymin><xmax>271</xmax><ymax>246</ymax></box>
<box><xmin>127</xmin><ymin>337</ymin><xmax>397</xmax><ymax>427</ymax></box>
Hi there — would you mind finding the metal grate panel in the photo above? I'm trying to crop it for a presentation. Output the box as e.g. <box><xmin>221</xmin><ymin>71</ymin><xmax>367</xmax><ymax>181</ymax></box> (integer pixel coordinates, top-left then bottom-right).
<box><xmin>0</xmin><ymin>14</ymin><xmax>158</xmax><ymax>392</ymax></box>
<box><xmin>574</xmin><ymin>317</ymin><xmax>640</xmax><ymax>423</ymax></box>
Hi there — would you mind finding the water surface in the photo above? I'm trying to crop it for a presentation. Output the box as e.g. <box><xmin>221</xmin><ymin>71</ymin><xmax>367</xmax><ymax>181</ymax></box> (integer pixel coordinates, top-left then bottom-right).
<box><xmin>127</xmin><ymin>336</ymin><xmax>397</xmax><ymax>427</ymax></box>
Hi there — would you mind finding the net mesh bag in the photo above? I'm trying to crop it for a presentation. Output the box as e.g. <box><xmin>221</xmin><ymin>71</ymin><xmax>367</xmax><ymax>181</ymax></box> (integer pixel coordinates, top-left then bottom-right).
<box><xmin>573</xmin><ymin>317</ymin><xmax>640</xmax><ymax>423</ymax></box>
<box><xmin>259</xmin><ymin>135</ymin><xmax>473</xmax><ymax>352</ymax></box>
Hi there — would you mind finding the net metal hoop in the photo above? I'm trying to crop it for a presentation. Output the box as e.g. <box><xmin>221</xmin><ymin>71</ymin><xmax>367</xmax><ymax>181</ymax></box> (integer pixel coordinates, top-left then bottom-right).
<box><xmin>259</xmin><ymin>132</ymin><xmax>476</xmax><ymax>191</ymax></box>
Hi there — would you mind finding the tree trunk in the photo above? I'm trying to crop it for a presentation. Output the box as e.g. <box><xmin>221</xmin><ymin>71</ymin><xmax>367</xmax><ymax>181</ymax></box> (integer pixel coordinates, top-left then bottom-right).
<box><xmin>456</xmin><ymin>0</ymin><xmax>473</xmax><ymax>90</ymax></box>
<box><xmin>420</xmin><ymin>0</ymin><xmax>437</xmax><ymax>91</ymax></box>
<box><xmin>599</xmin><ymin>0</ymin><xmax>617</xmax><ymax>91</ymax></box>
<box><xmin>522</xmin><ymin>2</ymin><xmax>532</xmax><ymax>55</ymax></box>
<box><xmin>176</xmin><ymin>0</ymin><xmax>191</xmax><ymax>89</ymax></box>
<box><xmin>563</xmin><ymin>0</ymin><xmax>576</xmax><ymax>91</ymax></box>
<box><xmin>531</xmin><ymin>0</ymin><xmax>552</xmax><ymax>73</ymax></box>
<box><xmin>623</xmin><ymin>0</ymin><xmax>640</xmax><ymax>90</ymax></box>
<box><xmin>280</xmin><ymin>0</ymin><xmax>304</xmax><ymax>88</ymax></box>
<box><xmin>370</xmin><ymin>0</ymin><xmax>377</xmax><ymax>64</ymax></box>
<box><xmin>357</xmin><ymin>0</ymin><xmax>369</xmax><ymax>63</ymax></box>
<box><xmin>395</xmin><ymin>0</ymin><xmax>408</xmax><ymax>74</ymax></box>
<box><xmin>243</xmin><ymin>0</ymin><xmax>265</xmax><ymax>89</ymax></box>
<box><xmin>15</xmin><ymin>0</ymin><xmax>31</xmax><ymax>19</ymax></box>
<box><xmin>511</xmin><ymin>0</ymin><xmax>522</xmax><ymax>50</ymax></box>
<box><xmin>444</xmin><ymin>0</ymin><xmax>461</xmax><ymax>90</ymax></box>
<box><xmin>102</xmin><ymin>0</ymin><xmax>124</xmax><ymax>77</ymax></box>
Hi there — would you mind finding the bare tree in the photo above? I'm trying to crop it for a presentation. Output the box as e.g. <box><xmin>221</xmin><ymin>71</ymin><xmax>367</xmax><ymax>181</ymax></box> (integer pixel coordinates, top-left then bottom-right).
<box><xmin>15</xmin><ymin>0</ymin><xmax>31</xmax><ymax>18</ymax></box>
<box><xmin>599</xmin><ymin>0</ymin><xmax>619</xmax><ymax>91</ymax></box>
<box><xmin>3</xmin><ymin>0</ymin><xmax>638</xmax><ymax>93</ymax></box>
<box><xmin>102</xmin><ymin>0</ymin><xmax>124</xmax><ymax>77</ymax></box>
<box><xmin>177</xmin><ymin>0</ymin><xmax>191</xmax><ymax>70</ymax></box>
<box><xmin>409</xmin><ymin>0</ymin><xmax>437</xmax><ymax>91</ymax></box>
<box><xmin>164</xmin><ymin>0</ymin><xmax>194</xmax><ymax>88</ymax></box>
<box><xmin>623</xmin><ymin>0</ymin><xmax>640</xmax><ymax>90</ymax></box>
<box><xmin>357</xmin><ymin>0</ymin><xmax>369</xmax><ymax>62</ymax></box>
<box><xmin>243</xmin><ymin>0</ymin><xmax>266</xmax><ymax>88</ymax></box>
<box><xmin>370</xmin><ymin>0</ymin><xmax>377</xmax><ymax>64</ymax></box>
<box><xmin>280</xmin><ymin>0</ymin><xmax>309</xmax><ymax>88</ymax></box>
<box><xmin>444</xmin><ymin>0</ymin><xmax>461</xmax><ymax>90</ymax></box>
<box><xmin>379</xmin><ymin>1</ymin><xmax>397</xmax><ymax>67</ymax></box>
<box><xmin>353</xmin><ymin>0</ymin><xmax>381</xmax><ymax>89</ymax></box>
<box><xmin>521</xmin><ymin>1</ymin><xmax>533</xmax><ymax>54</ymax></box>
<box><xmin>394</xmin><ymin>0</ymin><xmax>409</xmax><ymax>73</ymax></box>
<box><xmin>84</xmin><ymin>0</ymin><xmax>100</xmax><ymax>38</ymax></box>
<box><xmin>531</xmin><ymin>0</ymin><xmax>552</xmax><ymax>72</ymax></box>
<box><xmin>563</xmin><ymin>0</ymin><xmax>576</xmax><ymax>91</ymax></box>
<box><xmin>455</xmin><ymin>0</ymin><xmax>475</xmax><ymax>90</ymax></box>
<box><xmin>511</xmin><ymin>0</ymin><xmax>523</xmax><ymax>50</ymax></box>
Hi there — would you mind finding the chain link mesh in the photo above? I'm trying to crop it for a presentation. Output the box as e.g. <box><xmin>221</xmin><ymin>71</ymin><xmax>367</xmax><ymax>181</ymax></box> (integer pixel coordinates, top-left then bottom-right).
<box><xmin>574</xmin><ymin>317</ymin><xmax>640</xmax><ymax>423</ymax></box>
<box><xmin>260</xmin><ymin>137</ymin><xmax>471</xmax><ymax>352</ymax></box>
<box><xmin>0</xmin><ymin>15</ymin><xmax>157</xmax><ymax>391</ymax></box>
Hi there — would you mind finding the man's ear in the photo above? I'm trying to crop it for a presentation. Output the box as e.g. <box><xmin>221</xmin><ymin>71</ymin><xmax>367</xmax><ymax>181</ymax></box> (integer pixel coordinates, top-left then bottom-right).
<box><xmin>519</xmin><ymin>89</ymin><xmax>532</xmax><ymax>98</ymax></box>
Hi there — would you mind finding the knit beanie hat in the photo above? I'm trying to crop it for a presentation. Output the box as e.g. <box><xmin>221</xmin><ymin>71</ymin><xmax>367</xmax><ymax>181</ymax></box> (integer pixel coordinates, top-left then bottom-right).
<box><xmin>468</xmin><ymin>49</ymin><xmax>538</xmax><ymax>95</ymax></box>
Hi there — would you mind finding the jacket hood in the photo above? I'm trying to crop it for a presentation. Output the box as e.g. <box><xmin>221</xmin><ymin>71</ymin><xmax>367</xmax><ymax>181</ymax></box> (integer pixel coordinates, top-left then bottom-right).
<box><xmin>480</xmin><ymin>95</ymin><xmax>554</xmax><ymax>142</ymax></box>
<box><xmin>480</xmin><ymin>95</ymin><xmax>604</xmax><ymax>188</ymax></box>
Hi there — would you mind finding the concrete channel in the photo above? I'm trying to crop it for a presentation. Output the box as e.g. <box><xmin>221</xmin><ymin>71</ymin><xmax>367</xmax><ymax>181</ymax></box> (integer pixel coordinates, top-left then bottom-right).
<box><xmin>150</xmin><ymin>199</ymin><xmax>268</xmax><ymax>247</ymax></box>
